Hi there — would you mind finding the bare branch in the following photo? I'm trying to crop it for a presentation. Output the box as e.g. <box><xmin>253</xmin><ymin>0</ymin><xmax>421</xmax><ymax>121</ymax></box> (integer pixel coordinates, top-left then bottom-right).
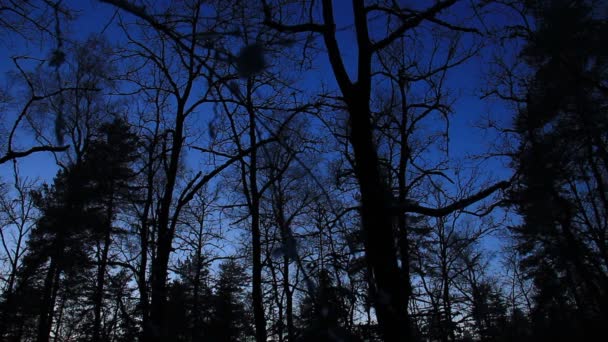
<box><xmin>0</xmin><ymin>145</ymin><xmax>69</xmax><ymax>165</ymax></box>
<box><xmin>392</xmin><ymin>180</ymin><xmax>510</xmax><ymax>217</ymax></box>
<box><xmin>261</xmin><ymin>0</ymin><xmax>326</xmax><ymax>33</ymax></box>
<box><xmin>372</xmin><ymin>0</ymin><xmax>458</xmax><ymax>52</ymax></box>
<box><xmin>170</xmin><ymin>137</ymin><xmax>278</xmax><ymax>234</ymax></box>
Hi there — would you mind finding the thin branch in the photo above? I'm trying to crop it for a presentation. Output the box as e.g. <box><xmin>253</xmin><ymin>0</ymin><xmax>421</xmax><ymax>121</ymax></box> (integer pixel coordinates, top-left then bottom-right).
<box><xmin>372</xmin><ymin>0</ymin><xmax>458</xmax><ymax>52</ymax></box>
<box><xmin>170</xmin><ymin>137</ymin><xmax>278</xmax><ymax>234</ymax></box>
<box><xmin>261</xmin><ymin>0</ymin><xmax>326</xmax><ymax>33</ymax></box>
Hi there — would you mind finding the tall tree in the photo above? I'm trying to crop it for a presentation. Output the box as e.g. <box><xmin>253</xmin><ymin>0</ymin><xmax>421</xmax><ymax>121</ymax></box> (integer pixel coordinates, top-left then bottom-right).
<box><xmin>0</xmin><ymin>164</ymin><xmax>37</xmax><ymax>301</ymax></box>
<box><xmin>262</xmin><ymin>1</ymin><xmax>509</xmax><ymax>339</ymax></box>
<box><xmin>507</xmin><ymin>0</ymin><xmax>608</xmax><ymax>336</ymax></box>
<box><xmin>11</xmin><ymin>164</ymin><xmax>102</xmax><ymax>342</ymax></box>
<box><xmin>99</xmin><ymin>2</ymin><xmax>274</xmax><ymax>338</ymax></box>
<box><xmin>84</xmin><ymin>119</ymin><xmax>140</xmax><ymax>342</ymax></box>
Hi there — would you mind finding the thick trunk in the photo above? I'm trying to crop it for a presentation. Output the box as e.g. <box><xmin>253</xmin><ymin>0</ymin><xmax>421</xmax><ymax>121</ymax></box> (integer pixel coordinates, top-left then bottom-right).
<box><xmin>147</xmin><ymin>107</ymin><xmax>185</xmax><ymax>340</ymax></box>
<box><xmin>317</xmin><ymin>0</ymin><xmax>412</xmax><ymax>338</ymax></box>
<box><xmin>138</xmin><ymin>224</ymin><xmax>150</xmax><ymax>340</ymax></box>
<box><xmin>92</xmin><ymin>241</ymin><xmax>110</xmax><ymax>342</ymax></box>
<box><xmin>397</xmin><ymin>83</ymin><xmax>415</xmax><ymax>340</ymax></box>
<box><xmin>277</xmin><ymin>193</ymin><xmax>295</xmax><ymax>342</ymax></box>
<box><xmin>348</xmin><ymin>95</ymin><xmax>410</xmax><ymax>341</ymax></box>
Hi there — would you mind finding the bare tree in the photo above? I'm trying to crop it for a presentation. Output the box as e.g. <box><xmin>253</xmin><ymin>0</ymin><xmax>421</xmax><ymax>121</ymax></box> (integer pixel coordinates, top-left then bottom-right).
<box><xmin>0</xmin><ymin>164</ymin><xmax>37</xmax><ymax>299</ymax></box>
<box><xmin>262</xmin><ymin>1</ymin><xmax>509</xmax><ymax>339</ymax></box>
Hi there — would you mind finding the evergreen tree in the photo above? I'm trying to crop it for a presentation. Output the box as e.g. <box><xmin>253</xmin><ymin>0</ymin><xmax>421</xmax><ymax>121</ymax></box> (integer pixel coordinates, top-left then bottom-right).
<box><xmin>4</xmin><ymin>164</ymin><xmax>103</xmax><ymax>342</ymax></box>
<box><xmin>84</xmin><ymin>118</ymin><xmax>140</xmax><ymax>342</ymax></box>
<box><xmin>470</xmin><ymin>282</ymin><xmax>507</xmax><ymax>341</ymax></box>
<box><xmin>165</xmin><ymin>256</ymin><xmax>214</xmax><ymax>341</ymax></box>
<box><xmin>0</xmin><ymin>118</ymin><xmax>140</xmax><ymax>342</ymax></box>
<box><xmin>509</xmin><ymin>0</ymin><xmax>608</xmax><ymax>337</ymax></box>
<box><xmin>298</xmin><ymin>269</ymin><xmax>358</xmax><ymax>342</ymax></box>
<box><xmin>206</xmin><ymin>260</ymin><xmax>253</xmax><ymax>342</ymax></box>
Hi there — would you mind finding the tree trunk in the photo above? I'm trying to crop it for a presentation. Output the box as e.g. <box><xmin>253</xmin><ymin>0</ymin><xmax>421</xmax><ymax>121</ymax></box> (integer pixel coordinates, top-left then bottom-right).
<box><xmin>397</xmin><ymin>81</ymin><xmax>415</xmax><ymax>341</ymax></box>
<box><xmin>347</xmin><ymin>93</ymin><xmax>410</xmax><ymax>341</ymax></box>
<box><xmin>284</xmin><ymin>254</ymin><xmax>295</xmax><ymax>342</ymax></box>
<box><xmin>276</xmin><ymin>186</ymin><xmax>295</xmax><ymax>342</ymax></box>
<box><xmin>93</xmin><ymin>192</ymin><xmax>114</xmax><ymax>342</ymax></box>
<box><xmin>147</xmin><ymin>103</ymin><xmax>185</xmax><ymax>340</ymax></box>
<box><xmin>317</xmin><ymin>0</ymin><xmax>412</xmax><ymax>338</ymax></box>
<box><xmin>138</xmin><ymin>131</ymin><xmax>157</xmax><ymax>340</ymax></box>
<box><xmin>37</xmin><ymin>259</ymin><xmax>59</xmax><ymax>342</ymax></box>
<box><xmin>148</xmin><ymin>235</ymin><xmax>171</xmax><ymax>340</ymax></box>
<box><xmin>247</xmin><ymin>80</ymin><xmax>267</xmax><ymax>342</ymax></box>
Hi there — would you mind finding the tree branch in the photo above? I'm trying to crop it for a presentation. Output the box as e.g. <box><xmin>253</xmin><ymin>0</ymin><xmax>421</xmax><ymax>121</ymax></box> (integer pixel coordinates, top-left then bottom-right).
<box><xmin>321</xmin><ymin>0</ymin><xmax>353</xmax><ymax>96</ymax></box>
<box><xmin>372</xmin><ymin>0</ymin><xmax>457</xmax><ymax>52</ymax></box>
<box><xmin>0</xmin><ymin>145</ymin><xmax>69</xmax><ymax>165</ymax></box>
<box><xmin>392</xmin><ymin>180</ymin><xmax>510</xmax><ymax>217</ymax></box>
<box><xmin>261</xmin><ymin>0</ymin><xmax>326</xmax><ymax>33</ymax></box>
<box><xmin>170</xmin><ymin>137</ymin><xmax>278</xmax><ymax>233</ymax></box>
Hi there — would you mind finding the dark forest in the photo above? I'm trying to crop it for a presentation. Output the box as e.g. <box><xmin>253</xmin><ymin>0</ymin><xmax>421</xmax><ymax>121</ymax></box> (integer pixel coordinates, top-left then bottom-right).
<box><xmin>0</xmin><ymin>0</ymin><xmax>606</xmax><ymax>341</ymax></box>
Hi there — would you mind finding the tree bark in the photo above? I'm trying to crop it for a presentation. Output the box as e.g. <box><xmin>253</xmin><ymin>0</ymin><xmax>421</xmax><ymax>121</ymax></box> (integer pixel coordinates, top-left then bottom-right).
<box><xmin>397</xmin><ymin>80</ymin><xmax>415</xmax><ymax>341</ymax></box>
<box><xmin>137</xmin><ymin>123</ymin><xmax>158</xmax><ymax>340</ymax></box>
<box><xmin>92</xmin><ymin>192</ymin><xmax>114</xmax><ymax>342</ymax></box>
<box><xmin>247</xmin><ymin>78</ymin><xmax>268</xmax><ymax>342</ymax></box>
<box><xmin>37</xmin><ymin>259</ymin><xmax>59</xmax><ymax>342</ymax></box>
<box><xmin>348</xmin><ymin>93</ymin><xmax>410</xmax><ymax>341</ymax></box>
<box><xmin>147</xmin><ymin>100</ymin><xmax>186</xmax><ymax>340</ymax></box>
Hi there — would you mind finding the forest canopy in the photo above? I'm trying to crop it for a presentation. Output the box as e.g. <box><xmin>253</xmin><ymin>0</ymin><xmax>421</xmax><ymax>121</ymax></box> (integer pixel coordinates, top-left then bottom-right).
<box><xmin>0</xmin><ymin>0</ymin><xmax>606</xmax><ymax>341</ymax></box>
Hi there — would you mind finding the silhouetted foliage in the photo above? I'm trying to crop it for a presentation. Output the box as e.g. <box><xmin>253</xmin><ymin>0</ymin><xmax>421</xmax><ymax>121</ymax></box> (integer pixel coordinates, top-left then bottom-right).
<box><xmin>0</xmin><ymin>0</ymin><xmax>606</xmax><ymax>341</ymax></box>
<box><xmin>298</xmin><ymin>269</ymin><xmax>359</xmax><ymax>342</ymax></box>
<box><xmin>508</xmin><ymin>0</ymin><xmax>608</xmax><ymax>338</ymax></box>
<box><xmin>207</xmin><ymin>260</ymin><xmax>254</xmax><ymax>342</ymax></box>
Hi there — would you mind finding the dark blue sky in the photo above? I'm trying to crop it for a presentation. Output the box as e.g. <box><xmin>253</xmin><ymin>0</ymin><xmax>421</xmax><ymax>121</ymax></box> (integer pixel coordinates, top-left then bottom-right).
<box><xmin>1</xmin><ymin>0</ymin><xmax>513</xmax><ymax>191</ymax></box>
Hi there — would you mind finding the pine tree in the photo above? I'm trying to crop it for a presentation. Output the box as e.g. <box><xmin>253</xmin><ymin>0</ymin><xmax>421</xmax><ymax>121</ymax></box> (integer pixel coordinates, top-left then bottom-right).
<box><xmin>7</xmin><ymin>165</ymin><xmax>103</xmax><ymax>342</ymax></box>
<box><xmin>0</xmin><ymin>118</ymin><xmax>140</xmax><ymax>342</ymax></box>
<box><xmin>509</xmin><ymin>0</ymin><xmax>608</xmax><ymax>336</ymax></box>
<box><xmin>165</xmin><ymin>256</ymin><xmax>214</xmax><ymax>341</ymax></box>
<box><xmin>84</xmin><ymin>118</ymin><xmax>140</xmax><ymax>342</ymax></box>
<box><xmin>298</xmin><ymin>269</ymin><xmax>358</xmax><ymax>342</ymax></box>
<box><xmin>207</xmin><ymin>260</ymin><xmax>253</xmax><ymax>342</ymax></box>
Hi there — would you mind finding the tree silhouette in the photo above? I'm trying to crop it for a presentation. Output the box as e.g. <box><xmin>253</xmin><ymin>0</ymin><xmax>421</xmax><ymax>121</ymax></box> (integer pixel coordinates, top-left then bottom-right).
<box><xmin>508</xmin><ymin>0</ymin><xmax>608</xmax><ymax>337</ymax></box>
<box><xmin>0</xmin><ymin>0</ymin><xmax>606</xmax><ymax>340</ymax></box>
<box><xmin>207</xmin><ymin>260</ymin><xmax>254</xmax><ymax>342</ymax></box>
